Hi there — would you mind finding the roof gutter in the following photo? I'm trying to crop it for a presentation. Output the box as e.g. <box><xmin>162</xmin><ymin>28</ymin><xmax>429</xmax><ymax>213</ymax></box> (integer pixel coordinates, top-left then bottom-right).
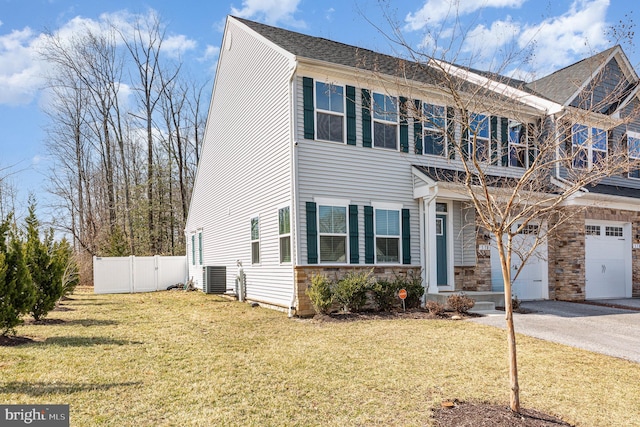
<box><xmin>429</xmin><ymin>58</ymin><xmax>564</xmax><ymax>115</ymax></box>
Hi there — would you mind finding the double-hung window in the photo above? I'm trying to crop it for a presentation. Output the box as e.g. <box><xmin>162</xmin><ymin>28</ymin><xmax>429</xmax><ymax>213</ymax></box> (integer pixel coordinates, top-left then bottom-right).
<box><xmin>373</xmin><ymin>92</ymin><xmax>398</xmax><ymax>150</ymax></box>
<box><xmin>572</xmin><ymin>124</ymin><xmax>607</xmax><ymax>169</ymax></box>
<box><xmin>423</xmin><ymin>103</ymin><xmax>446</xmax><ymax>156</ymax></box>
<box><xmin>279</xmin><ymin>207</ymin><xmax>291</xmax><ymax>263</ymax></box>
<box><xmin>316</xmin><ymin>82</ymin><xmax>344</xmax><ymax>142</ymax></box>
<box><xmin>251</xmin><ymin>217</ymin><xmax>260</xmax><ymax>264</ymax></box>
<box><xmin>470</xmin><ymin>113</ymin><xmax>490</xmax><ymax>161</ymax></box>
<box><xmin>628</xmin><ymin>132</ymin><xmax>640</xmax><ymax>178</ymax></box>
<box><xmin>318</xmin><ymin>205</ymin><xmax>347</xmax><ymax>263</ymax></box>
<box><xmin>375</xmin><ymin>208</ymin><xmax>400</xmax><ymax>263</ymax></box>
<box><xmin>509</xmin><ymin>120</ymin><xmax>528</xmax><ymax>168</ymax></box>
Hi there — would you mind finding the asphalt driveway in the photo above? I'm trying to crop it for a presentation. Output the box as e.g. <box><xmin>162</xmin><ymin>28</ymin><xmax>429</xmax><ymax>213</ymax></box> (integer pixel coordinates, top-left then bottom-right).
<box><xmin>470</xmin><ymin>300</ymin><xmax>640</xmax><ymax>363</ymax></box>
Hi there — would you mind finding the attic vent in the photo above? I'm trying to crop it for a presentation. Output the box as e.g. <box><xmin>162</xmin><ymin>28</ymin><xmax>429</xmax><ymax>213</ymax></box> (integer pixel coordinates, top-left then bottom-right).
<box><xmin>202</xmin><ymin>266</ymin><xmax>226</xmax><ymax>294</ymax></box>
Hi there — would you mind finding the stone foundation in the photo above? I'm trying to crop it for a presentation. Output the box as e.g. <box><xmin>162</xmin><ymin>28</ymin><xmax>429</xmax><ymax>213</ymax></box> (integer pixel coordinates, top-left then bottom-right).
<box><xmin>294</xmin><ymin>265</ymin><xmax>422</xmax><ymax>317</ymax></box>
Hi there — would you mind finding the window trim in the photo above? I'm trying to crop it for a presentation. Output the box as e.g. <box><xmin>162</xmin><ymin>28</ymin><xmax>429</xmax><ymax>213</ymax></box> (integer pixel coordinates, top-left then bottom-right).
<box><xmin>372</xmin><ymin>91</ymin><xmax>399</xmax><ymax>151</ymax></box>
<box><xmin>372</xmin><ymin>202</ymin><xmax>403</xmax><ymax>264</ymax></box>
<box><xmin>315</xmin><ymin>81</ymin><xmax>346</xmax><ymax>143</ymax></box>
<box><xmin>508</xmin><ymin>119</ymin><xmax>528</xmax><ymax>168</ymax></box>
<box><xmin>278</xmin><ymin>206</ymin><xmax>292</xmax><ymax>264</ymax></box>
<box><xmin>469</xmin><ymin>112</ymin><xmax>490</xmax><ymax>162</ymax></box>
<box><xmin>423</xmin><ymin>102</ymin><xmax>447</xmax><ymax>157</ymax></box>
<box><xmin>571</xmin><ymin>123</ymin><xmax>607</xmax><ymax>170</ymax></box>
<box><xmin>250</xmin><ymin>215</ymin><xmax>260</xmax><ymax>265</ymax></box>
<box><xmin>315</xmin><ymin>197</ymin><xmax>350</xmax><ymax>264</ymax></box>
<box><xmin>628</xmin><ymin>131</ymin><xmax>640</xmax><ymax>179</ymax></box>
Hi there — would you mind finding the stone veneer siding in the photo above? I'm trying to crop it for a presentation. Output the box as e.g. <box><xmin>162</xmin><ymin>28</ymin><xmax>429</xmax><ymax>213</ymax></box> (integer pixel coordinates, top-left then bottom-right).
<box><xmin>294</xmin><ymin>266</ymin><xmax>421</xmax><ymax>317</ymax></box>
<box><xmin>453</xmin><ymin>231</ymin><xmax>492</xmax><ymax>292</ymax></box>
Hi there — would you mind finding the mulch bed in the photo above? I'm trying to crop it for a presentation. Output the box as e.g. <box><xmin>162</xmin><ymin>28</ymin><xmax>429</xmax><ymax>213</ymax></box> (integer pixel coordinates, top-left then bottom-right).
<box><xmin>432</xmin><ymin>401</ymin><xmax>574</xmax><ymax>426</ymax></box>
<box><xmin>310</xmin><ymin>308</ymin><xmax>480</xmax><ymax>322</ymax></box>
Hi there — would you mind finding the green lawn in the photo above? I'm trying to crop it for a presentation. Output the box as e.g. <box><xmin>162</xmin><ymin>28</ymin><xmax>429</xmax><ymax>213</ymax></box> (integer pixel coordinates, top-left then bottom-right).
<box><xmin>1</xmin><ymin>288</ymin><xmax>639</xmax><ymax>426</ymax></box>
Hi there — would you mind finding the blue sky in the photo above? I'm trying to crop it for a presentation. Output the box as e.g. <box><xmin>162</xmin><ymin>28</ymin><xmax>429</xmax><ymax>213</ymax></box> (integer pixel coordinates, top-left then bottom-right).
<box><xmin>0</xmin><ymin>0</ymin><xmax>636</xmax><ymax>221</ymax></box>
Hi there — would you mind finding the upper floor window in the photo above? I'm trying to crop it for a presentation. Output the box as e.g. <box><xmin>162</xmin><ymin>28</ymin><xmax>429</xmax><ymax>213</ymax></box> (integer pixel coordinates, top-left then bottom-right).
<box><xmin>373</xmin><ymin>92</ymin><xmax>398</xmax><ymax>150</ymax></box>
<box><xmin>628</xmin><ymin>132</ymin><xmax>640</xmax><ymax>179</ymax></box>
<box><xmin>509</xmin><ymin>120</ymin><xmax>528</xmax><ymax>168</ymax></box>
<box><xmin>572</xmin><ymin>124</ymin><xmax>606</xmax><ymax>169</ymax></box>
<box><xmin>279</xmin><ymin>207</ymin><xmax>291</xmax><ymax>263</ymax></box>
<box><xmin>423</xmin><ymin>103</ymin><xmax>447</xmax><ymax>156</ymax></box>
<box><xmin>469</xmin><ymin>113</ymin><xmax>490</xmax><ymax>161</ymax></box>
<box><xmin>375</xmin><ymin>208</ymin><xmax>400</xmax><ymax>263</ymax></box>
<box><xmin>316</xmin><ymin>82</ymin><xmax>344</xmax><ymax>143</ymax></box>
<box><xmin>251</xmin><ymin>217</ymin><xmax>260</xmax><ymax>264</ymax></box>
<box><xmin>318</xmin><ymin>205</ymin><xmax>347</xmax><ymax>263</ymax></box>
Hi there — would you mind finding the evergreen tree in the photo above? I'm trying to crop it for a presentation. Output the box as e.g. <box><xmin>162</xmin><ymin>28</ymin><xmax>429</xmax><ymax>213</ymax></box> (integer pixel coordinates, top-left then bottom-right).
<box><xmin>53</xmin><ymin>237</ymin><xmax>79</xmax><ymax>299</ymax></box>
<box><xmin>25</xmin><ymin>199</ymin><xmax>63</xmax><ymax>321</ymax></box>
<box><xmin>0</xmin><ymin>217</ymin><xmax>35</xmax><ymax>335</ymax></box>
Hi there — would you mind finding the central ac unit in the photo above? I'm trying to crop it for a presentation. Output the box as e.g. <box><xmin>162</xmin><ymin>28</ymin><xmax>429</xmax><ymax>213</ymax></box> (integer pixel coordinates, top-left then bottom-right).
<box><xmin>202</xmin><ymin>266</ymin><xmax>226</xmax><ymax>294</ymax></box>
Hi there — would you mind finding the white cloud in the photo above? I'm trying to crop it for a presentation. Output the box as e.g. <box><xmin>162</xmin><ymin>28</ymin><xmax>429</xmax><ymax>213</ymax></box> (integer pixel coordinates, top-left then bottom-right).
<box><xmin>461</xmin><ymin>18</ymin><xmax>520</xmax><ymax>63</ymax></box>
<box><xmin>405</xmin><ymin>0</ymin><xmax>527</xmax><ymax>31</ymax></box>
<box><xmin>162</xmin><ymin>34</ymin><xmax>197</xmax><ymax>58</ymax></box>
<box><xmin>202</xmin><ymin>45</ymin><xmax>220</xmax><ymax>61</ymax></box>
<box><xmin>518</xmin><ymin>0</ymin><xmax>610</xmax><ymax>77</ymax></box>
<box><xmin>0</xmin><ymin>9</ymin><xmax>199</xmax><ymax>106</ymax></box>
<box><xmin>0</xmin><ymin>27</ymin><xmax>43</xmax><ymax>105</ymax></box>
<box><xmin>231</xmin><ymin>0</ymin><xmax>305</xmax><ymax>28</ymax></box>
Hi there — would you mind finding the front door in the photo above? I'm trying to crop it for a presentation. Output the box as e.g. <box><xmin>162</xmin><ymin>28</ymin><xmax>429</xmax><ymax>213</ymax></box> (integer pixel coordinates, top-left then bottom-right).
<box><xmin>436</xmin><ymin>214</ymin><xmax>448</xmax><ymax>286</ymax></box>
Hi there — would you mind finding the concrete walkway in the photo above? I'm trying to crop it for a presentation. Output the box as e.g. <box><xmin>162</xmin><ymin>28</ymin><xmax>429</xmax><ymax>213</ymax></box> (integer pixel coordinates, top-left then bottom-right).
<box><xmin>470</xmin><ymin>300</ymin><xmax>640</xmax><ymax>363</ymax></box>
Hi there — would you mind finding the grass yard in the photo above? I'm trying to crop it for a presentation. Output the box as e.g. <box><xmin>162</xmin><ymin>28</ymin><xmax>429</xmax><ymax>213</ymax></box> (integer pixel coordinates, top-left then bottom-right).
<box><xmin>1</xmin><ymin>288</ymin><xmax>639</xmax><ymax>426</ymax></box>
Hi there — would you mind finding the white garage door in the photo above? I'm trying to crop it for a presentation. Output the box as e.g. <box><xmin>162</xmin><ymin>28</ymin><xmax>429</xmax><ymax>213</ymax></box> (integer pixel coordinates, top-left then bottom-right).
<box><xmin>491</xmin><ymin>224</ymin><xmax>548</xmax><ymax>300</ymax></box>
<box><xmin>585</xmin><ymin>221</ymin><xmax>631</xmax><ymax>299</ymax></box>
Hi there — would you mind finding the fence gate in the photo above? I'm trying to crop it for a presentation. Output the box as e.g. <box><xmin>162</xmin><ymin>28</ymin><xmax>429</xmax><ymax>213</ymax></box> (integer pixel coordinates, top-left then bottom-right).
<box><xmin>93</xmin><ymin>255</ymin><xmax>187</xmax><ymax>294</ymax></box>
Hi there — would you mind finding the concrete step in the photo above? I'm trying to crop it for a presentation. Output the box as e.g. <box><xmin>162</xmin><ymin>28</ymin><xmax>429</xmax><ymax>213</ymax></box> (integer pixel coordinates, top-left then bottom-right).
<box><xmin>469</xmin><ymin>301</ymin><xmax>496</xmax><ymax>313</ymax></box>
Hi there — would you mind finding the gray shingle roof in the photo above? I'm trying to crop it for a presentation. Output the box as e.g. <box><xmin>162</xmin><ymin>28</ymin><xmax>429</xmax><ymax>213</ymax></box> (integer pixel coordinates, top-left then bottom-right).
<box><xmin>525</xmin><ymin>46</ymin><xmax>619</xmax><ymax>105</ymax></box>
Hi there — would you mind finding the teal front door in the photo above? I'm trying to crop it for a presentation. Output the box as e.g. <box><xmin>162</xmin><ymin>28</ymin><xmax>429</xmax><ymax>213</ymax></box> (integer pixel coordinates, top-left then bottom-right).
<box><xmin>436</xmin><ymin>214</ymin><xmax>448</xmax><ymax>286</ymax></box>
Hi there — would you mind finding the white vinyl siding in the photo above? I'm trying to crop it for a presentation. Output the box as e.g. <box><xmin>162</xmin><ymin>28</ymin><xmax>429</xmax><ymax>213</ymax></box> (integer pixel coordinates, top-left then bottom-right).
<box><xmin>453</xmin><ymin>201</ymin><xmax>476</xmax><ymax>266</ymax></box>
<box><xmin>185</xmin><ymin>19</ymin><xmax>294</xmax><ymax>305</ymax></box>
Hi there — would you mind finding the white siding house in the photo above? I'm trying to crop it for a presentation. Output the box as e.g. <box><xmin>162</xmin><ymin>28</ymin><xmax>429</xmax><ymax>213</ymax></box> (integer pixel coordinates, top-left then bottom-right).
<box><xmin>186</xmin><ymin>16</ymin><xmax>640</xmax><ymax>315</ymax></box>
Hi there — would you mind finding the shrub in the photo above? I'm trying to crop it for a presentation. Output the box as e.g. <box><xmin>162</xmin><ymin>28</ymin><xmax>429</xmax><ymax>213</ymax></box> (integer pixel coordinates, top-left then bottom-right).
<box><xmin>394</xmin><ymin>270</ymin><xmax>425</xmax><ymax>309</ymax></box>
<box><xmin>0</xmin><ymin>217</ymin><xmax>36</xmax><ymax>336</ymax></box>
<box><xmin>305</xmin><ymin>274</ymin><xmax>333</xmax><ymax>314</ymax></box>
<box><xmin>425</xmin><ymin>300</ymin><xmax>445</xmax><ymax>316</ymax></box>
<box><xmin>370</xmin><ymin>279</ymin><xmax>399</xmax><ymax>312</ymax></box>
<box><xmin>447</xmin><ymin>293</ymin><xmax>475</xmax><ymax>314</ymax></box>
<box><xmin>333</xmin><ymin>270</ymin><xmax>372</xmax><ymax>312</ymax></box>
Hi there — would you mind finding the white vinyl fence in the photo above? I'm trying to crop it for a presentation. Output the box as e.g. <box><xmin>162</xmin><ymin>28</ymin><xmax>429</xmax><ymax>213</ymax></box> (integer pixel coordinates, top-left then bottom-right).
<box><xmin>93</xmin><ymin>255</ymin><xmax>187</xmax><ymax>294</ymax></box>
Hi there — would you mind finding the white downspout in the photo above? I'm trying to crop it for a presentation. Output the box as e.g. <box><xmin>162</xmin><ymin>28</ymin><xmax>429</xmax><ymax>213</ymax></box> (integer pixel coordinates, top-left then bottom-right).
<box><xmin>287</xmin><ymin>60</ymin><xmax>299</xmax><ymax>318</ymax></box>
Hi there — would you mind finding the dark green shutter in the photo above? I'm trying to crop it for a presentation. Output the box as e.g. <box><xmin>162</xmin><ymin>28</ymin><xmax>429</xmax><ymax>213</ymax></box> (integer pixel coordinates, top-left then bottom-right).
<box><xmin>527</xmin><ymin>122</ymin><xmax>537</xmax><ymax>168</ymax></box>
<box><xmin>490</xmin><ymin>116</ymin><xmax>498</xmax><ymax>165</ymax></box>
<box><xmin>461</xmin><ymin>110</ymin><xmax>469</xmax><ymax>160</ymax></box>
<box><xmin>414</xmin><ymin>99</ymin><xmax>423</xmax><ymax>154</ymax></box>
<box><xmin>402</xmin><ymin>209</ymin><xmax>411</xmax><ymax>265</ymax></box>
<box><xmin>362</xmin><ymin>89</ymin><xmax>372</xmax><ymax>148</ymax></box>
<box><xmin>303</xmin><ymin>77</ymin><xmax>314</xmax><ymax>139</ymax></box>
<box><xmin>349</xmin><ymin>205</ymin><xmax>359</xmax><ymax>264</ymax></box>
<box><xmin>306</xmin><ymin>202</ymin><xmax>318</xmax><ymax>264</ymax></box>
<box><xmin>400</xmin><ymin>96</ymin><xmax>409</xmax><ymax>153</ymax></box>
<box><xmin>364</xmin><ymin>206</ymin><xmax>374</xmax><ymax>264</ymax></box>
<box><xmin>346</xmin><ymin>86</ymin><xmax>356</xmax><ymax>146</ymax></box>
<box><xmin>501</xmin><ymin>117</ymin><xmax>509</xmax><ymax>166</ymax></box>
<box><xmin>446</xmin><ymin>107</ymin><xmax>456</xmax><ymax>159</ymax></box>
